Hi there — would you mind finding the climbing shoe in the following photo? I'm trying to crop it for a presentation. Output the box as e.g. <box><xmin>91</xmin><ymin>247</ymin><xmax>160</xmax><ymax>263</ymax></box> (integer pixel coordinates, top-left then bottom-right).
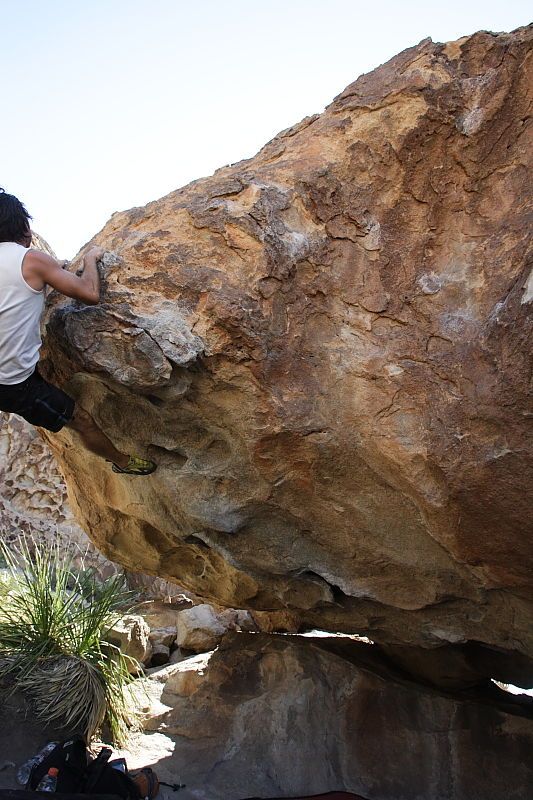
<box><xmin>111</xmin><ymin>455</ymin><xmax>157</xmax><ymax>476</ymax></box>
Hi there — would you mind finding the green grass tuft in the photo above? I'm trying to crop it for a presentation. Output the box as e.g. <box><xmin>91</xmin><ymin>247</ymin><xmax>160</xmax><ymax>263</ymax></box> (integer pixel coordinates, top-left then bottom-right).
<box><xmin>0</xmin><ymin>536</ymin><xmax>141</xmax><ymax>744</ymax></box>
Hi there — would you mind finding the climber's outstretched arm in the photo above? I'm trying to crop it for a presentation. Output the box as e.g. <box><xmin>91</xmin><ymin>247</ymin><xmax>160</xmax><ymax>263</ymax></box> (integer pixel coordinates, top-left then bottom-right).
<box><xmin>22</xmin><ymin>246</ymin><xmax>103</xmax><ymax>304</ymax></box>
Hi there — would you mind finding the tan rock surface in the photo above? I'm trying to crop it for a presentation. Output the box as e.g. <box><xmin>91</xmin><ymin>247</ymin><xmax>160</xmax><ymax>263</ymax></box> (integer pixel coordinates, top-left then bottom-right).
<box><xmin>148</xmin><ymin>626</ymin><xmax>177</xmax><ymax>649</ymax></box>
<box><xmin>135</xmin><ymin>598</ymin><xmax>194</xmax><ymax>630</ymax></box>
<box><xmin>0</xmin><ymin>403</ymin><xmax>118</xmax><ymax>575</ymax></box>
<box><xmin>41</xmin><ymin>28</ymin><xmax>533</xmax><ymax>672</ymax></box>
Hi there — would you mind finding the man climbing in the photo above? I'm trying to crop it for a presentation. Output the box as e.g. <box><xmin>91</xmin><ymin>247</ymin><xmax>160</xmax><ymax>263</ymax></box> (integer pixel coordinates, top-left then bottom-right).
<box><xmin>0</xmin><ymin>188</ymin><xmax>156</xmax><ymax>475</ymax></box>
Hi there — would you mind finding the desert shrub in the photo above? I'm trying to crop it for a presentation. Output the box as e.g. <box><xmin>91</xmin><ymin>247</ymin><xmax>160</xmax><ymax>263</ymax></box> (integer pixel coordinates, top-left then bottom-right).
<box><xmin>0</xmin><ymin>537</ymin><xmax>140</xmax><ymax>744</ymax></box>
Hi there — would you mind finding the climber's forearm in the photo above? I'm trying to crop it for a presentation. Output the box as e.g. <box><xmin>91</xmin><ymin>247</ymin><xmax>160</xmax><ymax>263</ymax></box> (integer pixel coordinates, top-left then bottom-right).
<box><xmin>24</xmin><ymin>245</ymin><xmax>104</xmax><ymax>304</ymax></box>
<box><xmin>79</xmin><ymin>252</ymin><xmax>101</xmax><ymax>302</ymax></box>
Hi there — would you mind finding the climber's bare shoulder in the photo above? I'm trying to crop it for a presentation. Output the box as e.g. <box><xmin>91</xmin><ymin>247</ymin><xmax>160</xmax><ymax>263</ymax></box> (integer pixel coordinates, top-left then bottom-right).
<box><xmin>22</xmin><ymin>249</ymin><xmax>99</xmax><ymax>305</ymax></box>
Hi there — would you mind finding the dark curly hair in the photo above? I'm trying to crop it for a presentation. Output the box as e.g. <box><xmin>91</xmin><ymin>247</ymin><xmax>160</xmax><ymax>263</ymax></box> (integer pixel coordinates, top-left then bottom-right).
<box><xmin>0</xmin><ymin>188</ymin><xmax>32</xmax><ymax>243</ymax></box>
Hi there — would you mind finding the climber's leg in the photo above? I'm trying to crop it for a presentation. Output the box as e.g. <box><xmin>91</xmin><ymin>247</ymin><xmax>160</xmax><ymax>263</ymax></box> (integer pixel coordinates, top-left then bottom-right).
<box><xmin>0</xmin><ymin>367</ymin><xmax>77</xmax><ymax>434</ymax></box>
<box><xmin>66</xmin><ymin>408</ymin><xmax>157</xmax><ymax>475</ymax></box>
<box><xmin>0</xmin><ymin>367</ymin><xmax>156</xmax><ymax>475</ymax></box>
<box><xmin>66</xmin><ymin>407</ymin><xmax>130</xmax><ymax>467</ymax></box>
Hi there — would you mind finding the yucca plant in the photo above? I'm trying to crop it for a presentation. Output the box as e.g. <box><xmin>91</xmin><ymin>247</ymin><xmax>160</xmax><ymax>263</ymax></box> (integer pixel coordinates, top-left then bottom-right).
<box><xmin>0</xmin><ymin>536</ymin><xmax>140</xmax><ymax>744</ymax></box>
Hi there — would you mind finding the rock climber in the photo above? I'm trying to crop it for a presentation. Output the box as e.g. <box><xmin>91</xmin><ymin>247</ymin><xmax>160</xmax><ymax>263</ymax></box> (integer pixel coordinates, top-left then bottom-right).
<box><xmin>0</xmin><ymin>188</ymin><xmax>156</xmax><ymax>475</ymax></box>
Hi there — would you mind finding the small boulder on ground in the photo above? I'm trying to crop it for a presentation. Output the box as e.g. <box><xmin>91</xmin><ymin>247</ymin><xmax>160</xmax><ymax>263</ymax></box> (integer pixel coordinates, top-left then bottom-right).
<box><xmin>250</xmin><ymin>609</ymin><xmax>300</xmax><ymax>634</ymax></box>
<box><xmin>176</xmin><ymin>604</ymin><xmax>228</xmax><ymax>652</ymax></box>
<box><xmin>134</xmin><ymin>598</ymin><xmax>194</xmax><ymax>631</ymax></box>
<box><xmin>218</xmin><ymin>608</ymin><xmax>257</xmax><ymax>632</ymax></box>
<box><xmin>107</xmin><ymin>614</ymin><xmax>152</xmax><ymax>670</ymax></box>
<box><xmin>149</xmin><ymin>626</ymin><xmax>177</xmax><ymax>649</ymax></box>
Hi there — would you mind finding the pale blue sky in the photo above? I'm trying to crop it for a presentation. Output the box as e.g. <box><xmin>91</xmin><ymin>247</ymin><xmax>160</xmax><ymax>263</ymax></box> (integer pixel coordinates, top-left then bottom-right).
<box><xmin>1</xmin><ymin>0</ymin><xmax>530</xmax><ymax>258</ymax></box>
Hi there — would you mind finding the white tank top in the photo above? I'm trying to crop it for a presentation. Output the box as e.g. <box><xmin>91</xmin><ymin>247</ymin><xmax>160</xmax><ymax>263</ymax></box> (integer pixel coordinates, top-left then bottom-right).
<box><xmin>0</xmin><ymin>242</ymin><xmax>45</xmax><ymax>384</ymax></box>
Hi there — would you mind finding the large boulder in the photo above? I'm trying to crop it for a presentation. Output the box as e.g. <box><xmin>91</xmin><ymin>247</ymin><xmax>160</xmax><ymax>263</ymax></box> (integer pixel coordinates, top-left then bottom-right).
<box><xmin>135</xmin><ymin>633</ymin><xmax>533</xmax><ymax>800</ymax></box>
<box><xmin>41</xmin><ymin>27</ymin><xmax>533</xmax><ymax>678</ymax></box>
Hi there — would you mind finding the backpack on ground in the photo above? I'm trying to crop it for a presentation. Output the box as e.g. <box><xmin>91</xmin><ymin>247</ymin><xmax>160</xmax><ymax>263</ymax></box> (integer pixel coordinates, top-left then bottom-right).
<box><xmin>26</xmin><ymin>736</ymin><xmax>159</xmax><ymax>799</ymax></box>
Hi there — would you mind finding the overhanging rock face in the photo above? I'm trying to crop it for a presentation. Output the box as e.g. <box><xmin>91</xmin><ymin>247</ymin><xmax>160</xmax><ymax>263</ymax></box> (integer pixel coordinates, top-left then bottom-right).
<box><xmin>43</xmin><ymin>27</ymin><xmax>533</xmax><ymax>676</ymax></box>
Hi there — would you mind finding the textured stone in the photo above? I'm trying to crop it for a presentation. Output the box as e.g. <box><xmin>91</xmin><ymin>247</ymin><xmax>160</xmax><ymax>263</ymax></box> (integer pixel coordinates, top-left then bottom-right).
<box><xmin>107</xmin><ymin>614</ymin><xmax>152</xmax><ymax>669</ymax></box>
<box><xmin>176</xmin><ymin>603</ymin><xmax>228</xmax><ymax>652</ymax></box>
<box><xmin>136</xmin><ymin>633</ymin><xmax>533</xmax><ymax>800</ymax></box>
<box><xmin>0</xmin><ymin>413</ymin><xmax>195</xmax><ymax>597</ymax></box>
<box><xmin>0</xmin><ymin>394</ymin><xmax>118</xmax><ymax>579</ymax></box>
<box><xmin>250</xmin><ymin>609</ymin><xmax>301</xmax><ymax>634</ymax></box>
<box><xmin>41</xmin><ymin>28</ymin><xmax>533</xmax><ymax>678</ymax></box>
<box><xmin>218</xmin><ymin>607</ymin><xmax>257</xmax><ymax>632</ymax></box>
<box><xmin>135</xmin><ymin>598</ymin><xmax>194</xmax><ymax>631</ymax></box>
<box><xmin>148</xmin><ymin>626</ymin><xmax>177</xmax><ymax>649</ymax></box>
